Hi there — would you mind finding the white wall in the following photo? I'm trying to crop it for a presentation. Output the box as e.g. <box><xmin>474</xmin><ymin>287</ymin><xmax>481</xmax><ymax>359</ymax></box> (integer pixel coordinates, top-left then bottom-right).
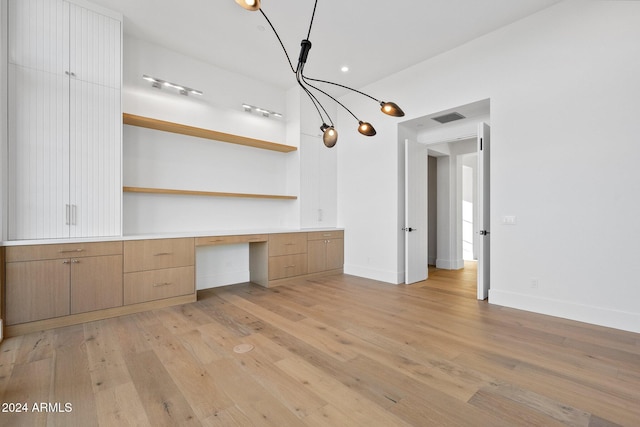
<box><xmin>122</xmin><ymin>35</ymin><xmax>298</xmax><ymax>235</ymax></box>
<box><xmin>337</xmin><ymin>1</ymin><xmax>640</xmax><ymax>332</ymax></box>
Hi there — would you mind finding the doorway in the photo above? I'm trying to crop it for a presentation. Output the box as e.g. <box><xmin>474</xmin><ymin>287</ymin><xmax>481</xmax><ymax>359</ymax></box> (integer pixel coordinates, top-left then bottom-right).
<box><xmin>401</xmin><ymin>100</ymin><xmax>490</xmax><ymax>300</ymax></box>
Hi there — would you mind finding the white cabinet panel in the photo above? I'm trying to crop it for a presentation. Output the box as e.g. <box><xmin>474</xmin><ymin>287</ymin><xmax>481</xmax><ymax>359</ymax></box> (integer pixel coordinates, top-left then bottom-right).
<box><xmin>7</xmin><ymin>0</ymin><xmax>122</xmax><ymax>240</ymax></box>
<box><xmin>8</xmin><ymin>0</ymin><xmax>67</xmax><ymax>73</ymax></box>
<box><xmin>68</xmin><ymin>2</ymin><xmax>121</xmax><ymax>88</ymax></box>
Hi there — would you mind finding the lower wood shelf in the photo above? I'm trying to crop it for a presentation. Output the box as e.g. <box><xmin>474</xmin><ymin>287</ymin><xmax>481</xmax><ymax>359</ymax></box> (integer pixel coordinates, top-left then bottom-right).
<box><xmin>123</xmin><ymin>186</ymin><xmax>297</xmax><ymax>200</ymax></box>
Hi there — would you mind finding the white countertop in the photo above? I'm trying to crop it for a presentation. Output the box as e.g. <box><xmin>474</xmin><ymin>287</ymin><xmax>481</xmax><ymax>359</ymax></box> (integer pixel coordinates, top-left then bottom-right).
<box><xmin>1</xmin><ymin>227</ymin><xmax>344</xmax><ymax>246</ymax></box>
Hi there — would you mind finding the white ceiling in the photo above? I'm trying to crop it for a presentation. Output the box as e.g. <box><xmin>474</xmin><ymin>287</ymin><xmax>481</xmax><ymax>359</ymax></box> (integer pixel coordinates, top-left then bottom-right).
<box><xmin>89</xmin><ymin>0</ymin><xmax>563</xmax><ymax>92</ymax></box>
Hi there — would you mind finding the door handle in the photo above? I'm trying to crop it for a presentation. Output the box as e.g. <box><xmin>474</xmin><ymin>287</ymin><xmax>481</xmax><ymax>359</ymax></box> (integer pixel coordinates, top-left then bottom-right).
<box><xmin>479</xmin><ymin>230</ymin><xmax>490</xmax><ymax>235</ymax></box>
<box><xmin>402</xmin><ymin>227</ymin><xmax>416</xmax><ymax>232</ymax></box>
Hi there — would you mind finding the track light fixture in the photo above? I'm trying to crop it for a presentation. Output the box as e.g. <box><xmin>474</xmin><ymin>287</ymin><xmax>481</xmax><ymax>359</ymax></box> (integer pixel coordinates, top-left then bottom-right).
<box><xmin>142</xmin><ymin>75</ymin><xmax>203</xmax><ymax>96</ymax></box>
<box><xmin>234</xmin><ymin>0</ymin><xmax>404</xmax><ymax>147</ymax></box>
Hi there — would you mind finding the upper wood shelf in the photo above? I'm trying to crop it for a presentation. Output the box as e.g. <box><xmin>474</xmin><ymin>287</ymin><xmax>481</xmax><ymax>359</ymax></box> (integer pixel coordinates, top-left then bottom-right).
<box><xmin>123</xmin><ymin>186</ymin><xmax>297</xmax><ymax>200</ymax></box>
<box><xmin>123</xmin><ymin>113</ymin><xmax>297</xmax><ymax>153</ymax></box>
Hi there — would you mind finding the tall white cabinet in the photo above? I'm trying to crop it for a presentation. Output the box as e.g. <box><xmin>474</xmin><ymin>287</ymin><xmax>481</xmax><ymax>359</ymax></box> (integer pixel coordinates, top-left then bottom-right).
<box><xmin>7</xmin><ymin>0</ymin><xmax>122</xmax><ymax>240</ymax></box>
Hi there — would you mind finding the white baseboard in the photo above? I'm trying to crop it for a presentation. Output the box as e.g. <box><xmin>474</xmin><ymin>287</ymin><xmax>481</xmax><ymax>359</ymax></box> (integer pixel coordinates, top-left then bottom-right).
<box><xmin>489</xmin><ymin>289</ymin><xmax>640</xmax><ymax>334</ymax></box>
<box><xmin>344</xmin><ymin>264</ymin><xmax>402</xmax><ymax>284</ymax></box>
<box><xmin>435</xmin><ymin>258</ymin><xmax>465</xmax><ymax>270</ymax></box>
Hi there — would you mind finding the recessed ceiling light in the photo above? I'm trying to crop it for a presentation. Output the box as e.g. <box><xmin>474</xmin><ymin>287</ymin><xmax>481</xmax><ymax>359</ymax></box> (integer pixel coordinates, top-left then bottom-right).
<box><xmin>341</xmin><ymin>66</ymin><xmax>349</xmax><ymax>73</ymax></box>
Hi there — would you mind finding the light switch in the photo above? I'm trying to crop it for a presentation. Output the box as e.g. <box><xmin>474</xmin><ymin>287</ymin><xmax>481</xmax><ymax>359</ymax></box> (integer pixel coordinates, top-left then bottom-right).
<box><xmin>502</xmin><ymin>215</ymin><xmax>517</xmax><ymax>225</ymax></box>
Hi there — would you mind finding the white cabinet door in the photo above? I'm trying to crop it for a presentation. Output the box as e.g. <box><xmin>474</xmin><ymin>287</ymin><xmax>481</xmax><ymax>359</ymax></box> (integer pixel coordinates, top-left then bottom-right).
<box><xmin>8</xmin><ymin>64</ymin><xmax>71</xmax><ymax>240</ymax></box>
<box><xmin>69</xmin><ymin>80</ymin><xmax>121</xmax><ymax>238</ymax></box>
<box><xmin>68</xmin><ymin>2</ymin><xmax>121</xmax><ymax>89</ymax></box>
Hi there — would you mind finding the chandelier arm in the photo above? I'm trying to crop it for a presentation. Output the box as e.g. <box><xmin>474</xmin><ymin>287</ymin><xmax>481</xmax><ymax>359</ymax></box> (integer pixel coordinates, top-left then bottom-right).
<box><xmin>306</xmin><ymin>0</ymin><xmax>319</xmax><ymax>40</ymax></box>
<box><xmin>302</xmin><ymin>75</ymin><xmax>381</xmax><ymax>103</ymax></box>
<box><xmin>259</xmin><ymin>9</ymin><xmax>296</xmax><ymax>74</ymax></box>
<box><xmin>302</xmin><ymin>74</ymin><xmax>361</xmax><ymax>123</ymax></box>
<box><xmin>297</xmin><ymin>71</ymin><xmax>334</xmax><ymax>126</ymax></box>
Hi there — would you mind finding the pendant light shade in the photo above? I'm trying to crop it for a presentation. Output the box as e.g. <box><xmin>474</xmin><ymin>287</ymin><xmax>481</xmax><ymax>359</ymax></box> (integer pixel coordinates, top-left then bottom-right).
<box><xmin>235</xmin><ymin>0</ymin><xmax>261</xmax><ymax>11</ymax></box>
<box><xmin>321</xmin><ymin>124</ymin><xmax>338</xmax><ymax>147</ymax></box>
<box><xmin>236</xmin><ymin>0</ymin><xmax>404</xmax><ymax>148</ymax></box>
<box><xmin>358</xmin><ymin>121</ymin><xmax>376</xmax><ymax>137</ymax></box>
<box><xmin>380</xmin><ymin>101</ymin><xmax>405</xmax><ymax>117</ymax></box>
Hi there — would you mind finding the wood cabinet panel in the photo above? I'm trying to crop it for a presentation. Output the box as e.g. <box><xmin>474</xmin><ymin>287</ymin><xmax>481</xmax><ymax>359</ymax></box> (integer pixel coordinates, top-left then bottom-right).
<box><xmin>307</xmin><ymin>230</ymin><xmax>344</xmax><ymax>241</ymax></box>
<box><xmin>5</xmin><ymin>259</ymin><xmax>71</xmax><ymax>325</ymax></box>
<box><xmin>326</xmin><ymin>239</ymin><xmax>345</xmax><ymax>271</ymax></box>
<box><xmin>124</xmin><ymin>267</ymin><xmax>195</xmax><ymax>305</ymax></box>
<box><xmin>6</xmin><ymin>241</ymin><xmax>122</xmax><ymax>262</ymax></box>
<box><xmin>268</xmin><ymin>233</ymin><xmax>308</xmax><ymax>256</ymax></box>
<box><xmin>70</xmin><ymin>255</ymin><xmax>123</xmax><ymax>314</ymax></box>
<box><xmin>268</xmin><ymin>254</ymin><xmax>308</xmax><ymax>280</ymax></box>
<box><xmin>195</xmin><ymin>234</ymin><xmax>268</xmax><ymax>246</ymax></box>
<box><xmin>124</xmin><ymin>238</ymin><xmax>194</xmax><ymax>272</ymax></box>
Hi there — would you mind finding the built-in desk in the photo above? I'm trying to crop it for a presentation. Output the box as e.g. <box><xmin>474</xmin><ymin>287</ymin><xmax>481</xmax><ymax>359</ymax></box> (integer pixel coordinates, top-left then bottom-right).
<box><xmin>1</xmin><ymin>229</ymin><xmax>343</xmax><ymax>337</ymax></box>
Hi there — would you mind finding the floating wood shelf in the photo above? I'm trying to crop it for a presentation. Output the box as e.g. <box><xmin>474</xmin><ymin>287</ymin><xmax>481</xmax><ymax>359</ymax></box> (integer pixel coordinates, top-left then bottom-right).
<box><xmin>123</xmin><ymin>186</ymin><xmax>297</xmax><ymax>200</ymax></box>
<box><xmin>123</xmin><ymin>113</ymin><xmax>297</xmax><ymax>153</ymax></box>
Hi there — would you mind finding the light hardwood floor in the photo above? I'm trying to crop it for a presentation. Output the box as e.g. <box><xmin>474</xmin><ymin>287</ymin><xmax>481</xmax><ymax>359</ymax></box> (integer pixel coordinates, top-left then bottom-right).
<box><xmin>1</xmin><ymin>262</ymin><xmax>639</xmax><ymax>426</ymax></box>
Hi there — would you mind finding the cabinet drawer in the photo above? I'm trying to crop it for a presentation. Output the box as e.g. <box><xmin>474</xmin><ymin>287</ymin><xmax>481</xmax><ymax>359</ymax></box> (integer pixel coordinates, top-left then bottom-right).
<box><xmin>307</xmin><ymin>230</ymin><xmax>344</xmax><ymax>241</ymax></box>
<box><xmin>124</xmin><ymin>266</ymin><xmax>195</xmax><ymax>305</ymax></box>
<box><xmin>6</xmin><ymin>241</ymin><xmax>123</xmax><ymax>262</ymax></box>
<box><xmin>268</xmin><ymin>254</ymin><xmax>308</xmax><ymax>280</ymax></box>
<box><xmin>124</xmin><ymin>238</ymin><xmax>194</xmax><ymax>272</ymax></box>
<box><xmin>195</xmin><ymin>234</ymin><xmax>268</xmax><ymax>246</ymax></box>
<box><xmin>268</xmin><ymin>233</ymin><xmax>308</xmax><ymax>256</ymax></box>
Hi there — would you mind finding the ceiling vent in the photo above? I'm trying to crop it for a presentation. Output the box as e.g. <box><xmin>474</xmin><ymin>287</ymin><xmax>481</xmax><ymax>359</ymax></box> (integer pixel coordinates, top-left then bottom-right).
<box><xmin>431</xmin><ymin>112</ymin><xmax>466</xmax><ymax>124</ymax></box>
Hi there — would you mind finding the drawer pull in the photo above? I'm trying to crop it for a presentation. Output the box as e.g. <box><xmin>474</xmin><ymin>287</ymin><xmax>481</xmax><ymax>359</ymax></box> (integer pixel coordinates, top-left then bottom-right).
<box><xmin>209</xmin><ymin>239</ymin><xmax>225</xmax><ymax>243</ymax></box>
<box><xmin>285</xmin><ymin>264</ymin><xmax>296</xmax><ymax>268</ymax></box>
<box><xmin>323</xmin><ymin>233</ymin><xmax>332</xmax><ymax>237</ymax></box>
<box><xmin>153</xmin><ymin>252</ymin><xmax>173</xmax><ymax>256</ymax></box>
<box><xmin>284</xmin><ymin>243</ymin><xmax>296</xmax><ymax>246</ymax></box>
<box><xmin>152</xmin><ymin>282</ymin><xmax>173</xmax><ymax>287</ymax></box>
<box><xmin>59</xmin><ymin>248</ymin><xmax>84</xmax><ymax>254</ymax></box>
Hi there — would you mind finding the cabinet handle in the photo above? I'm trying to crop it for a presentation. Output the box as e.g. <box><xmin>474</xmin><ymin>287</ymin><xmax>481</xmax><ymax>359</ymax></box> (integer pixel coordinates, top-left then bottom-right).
<box><xmin>59</xmin><ymin>248</ymin><xmax>84</xmax><ymax>254</ymax></box>
<box><xmin>284</xmin><ymin>243</ymin><xmax>296</xmax><ymax>246</ymax></box>
<box><xmin>65</xmin><ymin>204</ymin><xmax>70</xmax><ymax>225</ymax></box>
<box><xmin>71</xmin><ymin>259</ymin><xmax>80</xmax><ymax>263</ymax></box>
<box><xmin>323</xmin><ymin>233</ymin><xmax>331</xmax><ymax>237</ymax></box>
<box><xmin>209</xmin><ymin>239</ymin><xmax>225</xmax><ymax>243</ymax></box>
<box><xmin>153</xmin><ymin>252</ymin><xmax>173</xmax><ymax>256</ymax></box>
<box><xmin>62</xmin><ymin>260</ymin><xmax>70</xmax><ymax>264</ymax></box>
<box><xmin>285</xmin><ymin>264</ymin><xmax>296</xmax><ymax>268</ymax></box>
<box><xmin>152</xmin><ymin>282</ymin><xmax>172</xmax><ymax>287</ymax></box>
<box><xmin>71</xmin><ymin>204</ymin><xmax>77</xmax><ymax>225</ymax></box>
<box><xmin>65</xmin><ymin>71</ymin><xmax>76</xmax><ymax>77</ymax></box>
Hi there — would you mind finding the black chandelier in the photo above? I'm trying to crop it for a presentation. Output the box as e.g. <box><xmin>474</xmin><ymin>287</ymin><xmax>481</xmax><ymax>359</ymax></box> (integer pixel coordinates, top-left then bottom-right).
<box><xmin>234</xmin><ymin>0</ymin><xmax>405</xmax><ymax>148</ymax></box>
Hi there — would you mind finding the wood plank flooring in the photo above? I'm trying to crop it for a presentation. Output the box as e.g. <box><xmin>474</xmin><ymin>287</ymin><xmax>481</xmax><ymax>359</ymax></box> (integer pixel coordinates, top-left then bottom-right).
<box><xmin>1</xmin><ymin>262</ymin><xmax>639</xmax><ymax>426</ymax></box>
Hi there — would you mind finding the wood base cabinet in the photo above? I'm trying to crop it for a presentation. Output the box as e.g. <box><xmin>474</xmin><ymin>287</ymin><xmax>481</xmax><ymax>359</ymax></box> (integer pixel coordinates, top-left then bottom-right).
<box><xmin>307</xmin><ymin>231</ymin><xmax>344</xmax><ymax>274</ymax></box>
<box><xmin>5</xmin><ymin>241</ymin><xmax>123</xmax><ymax>325</ymax></box>
<box><xmin>123</xmin><ymin>238</ymin><xmax>195</xmax><ymax>304</ymax></box>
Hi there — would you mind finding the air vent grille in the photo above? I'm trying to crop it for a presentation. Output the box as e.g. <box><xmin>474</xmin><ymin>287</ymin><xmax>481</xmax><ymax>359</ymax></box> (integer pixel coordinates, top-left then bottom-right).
<box><xmin>431</xmin><ymin>112</ymin><xmax>466</xmax><ymax>124</ymax></box>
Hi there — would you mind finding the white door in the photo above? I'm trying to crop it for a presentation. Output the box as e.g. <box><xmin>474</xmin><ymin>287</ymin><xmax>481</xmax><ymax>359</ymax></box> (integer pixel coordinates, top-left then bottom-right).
<box><xmin>404</xmin><ymin>139</ymin><xmax>429</xmax><ymax>284</ymax></box>
<box><xmin>477</xmin><ymin>123</ymin><xmax>491</xmax><ymax>299</ymax></box>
